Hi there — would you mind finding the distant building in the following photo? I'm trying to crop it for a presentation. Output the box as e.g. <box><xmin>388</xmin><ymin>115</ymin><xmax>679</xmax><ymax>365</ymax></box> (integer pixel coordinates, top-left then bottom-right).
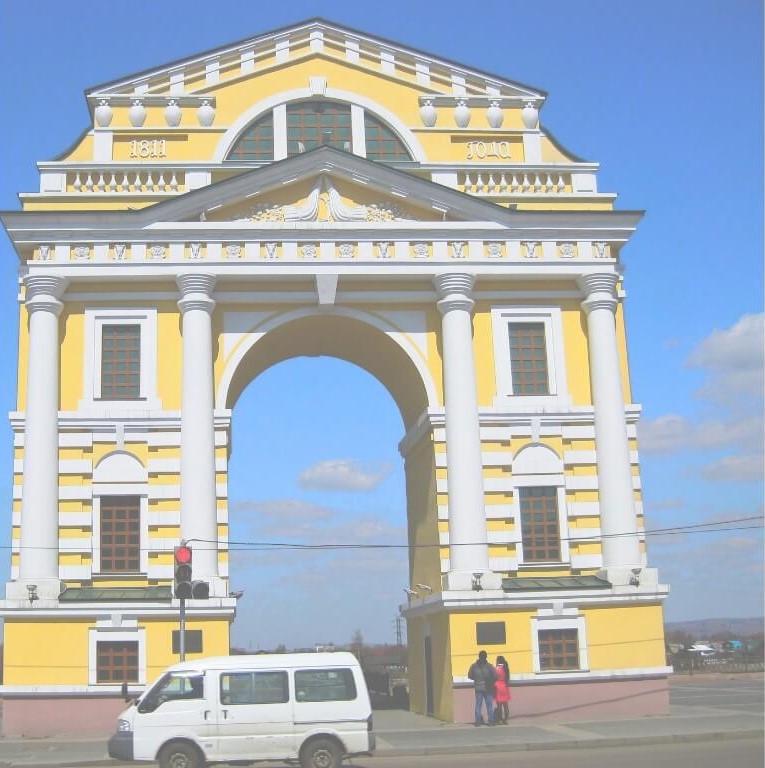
<box><xmin>0</xmin><ymin>19</ymin><xmax>669</xmax><ymax>735</ymax></box>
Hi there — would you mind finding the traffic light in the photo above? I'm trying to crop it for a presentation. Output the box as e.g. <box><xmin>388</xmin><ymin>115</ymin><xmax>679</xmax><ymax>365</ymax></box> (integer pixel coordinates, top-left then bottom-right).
<box><xmin>174</xmin><ymin>545</ymin><xmax>210</xmax><ymax>599</ymax></box>
<box><xmin>174</xmin><ymin>545</ymin><xmax>193</xmax><ymax>599</ymax></box>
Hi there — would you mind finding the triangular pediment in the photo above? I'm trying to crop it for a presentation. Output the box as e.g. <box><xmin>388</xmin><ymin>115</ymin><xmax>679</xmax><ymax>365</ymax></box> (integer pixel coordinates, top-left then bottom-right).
<box><xmin>2</xmin><ymin>146</ymin><xmax>644</xmax><ymax>245</ymax></box>
<box><xmin>137</xmin><ymin>146</ymin><xmax>520</xmax><ymax>227</ymax></box>
<box><xmin>86</xmin><ymin>18</ymin><xmax>545</xmax><ymax>106</ymax></box>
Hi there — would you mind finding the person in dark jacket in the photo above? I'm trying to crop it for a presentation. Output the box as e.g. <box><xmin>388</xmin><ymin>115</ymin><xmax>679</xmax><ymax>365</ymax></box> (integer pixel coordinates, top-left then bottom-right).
<box><xmin>467</xmin><ymin>650</ymin><xmax>497</xmax><ymax>725</ymax></box>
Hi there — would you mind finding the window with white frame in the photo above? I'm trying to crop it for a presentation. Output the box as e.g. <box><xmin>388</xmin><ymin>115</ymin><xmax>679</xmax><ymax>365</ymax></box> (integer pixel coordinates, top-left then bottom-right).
<box><xmin>531</xmin><ymin>614</ymin><xmax>588</xmax><ymax>673</ymax></box>
<box><xmin>512</xmin><ymin>444</ymin><xmax>570</xmax><ymax>566</ymax></box>
<box><xmin>519</xmin><ymin>486</ymin><xmax>560</xmax><ymax>561</ymax></box>
<box><xmin>99</xmin><ymin>495</ymin><xmax>141</xmax><ymax>573</ymax></box>
<box><xmin>89</xmin><ymin>626</ymin><xmax>146</xmax><ymax>686</ymax></box>
<box><xmin>81</xmin><ymin>308</ymin><xmax>159</xmax><ymax>408</ymax></box>
<box><xmin>491</xmin><ymin>307</ymin><xmax>569</xmax><ymax>407</ymax></box>
<box><xmin>92</xmin><ymin>452</ymin><xmax>149</xmax><ymax>577</ymax></box>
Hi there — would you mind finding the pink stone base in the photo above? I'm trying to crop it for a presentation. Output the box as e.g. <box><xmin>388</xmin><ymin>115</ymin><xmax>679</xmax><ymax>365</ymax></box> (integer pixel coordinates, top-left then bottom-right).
<box><xmin>452</xmin><ymin>676</ymin><xmax>669</xmax><ymax>724</ymax></box>
<box><xmin>1</xmin><ymin>696</ymin><xmax>128</xmax><ymax>737</ymax></box>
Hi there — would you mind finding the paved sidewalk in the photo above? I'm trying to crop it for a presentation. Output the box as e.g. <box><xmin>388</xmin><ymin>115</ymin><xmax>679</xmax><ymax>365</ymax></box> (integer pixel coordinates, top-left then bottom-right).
<box><xmin>0</xmin><ymin>676</ymin><xmax>762</xmax><ymax>766</ymax></box>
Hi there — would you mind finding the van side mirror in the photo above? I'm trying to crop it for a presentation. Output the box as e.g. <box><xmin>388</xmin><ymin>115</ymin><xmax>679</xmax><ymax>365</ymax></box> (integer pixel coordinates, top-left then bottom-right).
<box><xmin>121</xmin><ymin>682</ymin><xmax>130</xmax><ymax>702</ymax></box>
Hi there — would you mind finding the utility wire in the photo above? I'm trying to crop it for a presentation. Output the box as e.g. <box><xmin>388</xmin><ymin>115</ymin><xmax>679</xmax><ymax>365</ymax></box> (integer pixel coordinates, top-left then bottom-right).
<box><xmin>1</xmin><ymin>515</ymin><xmax>761</xmax><ymax>552</ymax></box>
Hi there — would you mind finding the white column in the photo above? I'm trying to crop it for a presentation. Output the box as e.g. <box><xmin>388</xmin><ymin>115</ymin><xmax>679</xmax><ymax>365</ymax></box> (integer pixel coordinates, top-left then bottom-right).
<box><xmin>177</xmin><ymin>273</ymin><xmax>220</xmax><ymax>589</ymax></box>
<box><xmin>435</xmin><ymin>274</ymin><xmax>500</xmax><ymax>591</ymax></box>
<box><xmin>579</xmin><ymin>273</ymin><xmax>641</xmax><ymax>580</ymax></box>
<box><xmin>12</xmin><ymin>275</ymin><xmax>67</xmax><ymax>601</ymax></box>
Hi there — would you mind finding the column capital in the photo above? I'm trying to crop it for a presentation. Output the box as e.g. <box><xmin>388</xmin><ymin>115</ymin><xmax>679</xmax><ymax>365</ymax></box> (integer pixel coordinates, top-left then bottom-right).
<box><xmin>177</xmin><ymin>272</ymin><xmax>216</xmax><ymax>314</ymax></box>
<box><xmin>578</xmin><ymin>272</ymin><xmax>618</xmax><ymax>315</ymax></box>
<box><xmin>24</xmin><ymin>275</ymin><xmax>67</xmax><ymax>315</ymax></box>
<box><xmin>434</xmin><ymin>272</ymin><xmax>475</xmax><ymax>314</ymax></box>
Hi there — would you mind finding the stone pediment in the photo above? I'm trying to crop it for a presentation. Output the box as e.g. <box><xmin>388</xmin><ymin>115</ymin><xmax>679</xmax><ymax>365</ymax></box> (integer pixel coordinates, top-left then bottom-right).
<box><xmin>212</xmin><ymin>174</ymin><xmax>426</xmax><ymax>225</ymax></box>
<box><xmin>140</xmin><ymin>146</ymin><xmax>516</xmax><ymax>228</ymax></box>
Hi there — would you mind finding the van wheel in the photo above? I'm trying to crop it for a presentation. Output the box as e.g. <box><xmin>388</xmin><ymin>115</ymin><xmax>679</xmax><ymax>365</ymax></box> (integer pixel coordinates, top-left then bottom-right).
<box><xmin>300</xmin><ymin>737</ymin><xmax>342</xmax><ymax>768</ymax></box>
<box><xmin>158</xmin><ymin>741</ymin><xmax>205</xmax><ymax>768</ymax></box>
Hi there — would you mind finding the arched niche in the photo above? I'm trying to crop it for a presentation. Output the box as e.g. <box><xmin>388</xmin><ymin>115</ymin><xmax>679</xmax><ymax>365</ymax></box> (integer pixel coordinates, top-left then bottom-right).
<box><xmin>93</xmin><ymin>451</ymin><xmax>147</xmax><ymax>484</ymax></box>
<box><xmin>512</xmin><ymin>443</ymin><xmax>563</xmax><ymax>476</ymax></box>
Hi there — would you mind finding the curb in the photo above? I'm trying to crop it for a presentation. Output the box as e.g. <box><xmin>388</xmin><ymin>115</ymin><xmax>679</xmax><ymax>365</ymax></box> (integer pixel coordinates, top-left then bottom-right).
<box><xmin>1</xmin><ymin>729</ymin><xmax>762</xmax><ymax>767</ymax></box>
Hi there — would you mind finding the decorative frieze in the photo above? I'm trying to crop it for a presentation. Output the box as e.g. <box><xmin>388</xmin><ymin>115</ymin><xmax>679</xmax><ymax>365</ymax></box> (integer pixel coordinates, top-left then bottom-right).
<box><xmin>28</xmin><ymin>238</ymin><xmax>618</xmax><ymax>265</ymax></box>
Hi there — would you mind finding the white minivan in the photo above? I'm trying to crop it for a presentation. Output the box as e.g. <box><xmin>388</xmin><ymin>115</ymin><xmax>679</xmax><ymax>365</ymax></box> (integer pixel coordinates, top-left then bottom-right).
<box><xmin>108</xmin><ymin>652</ymin><xmax>375</xmax><ymax>768</ymax></box>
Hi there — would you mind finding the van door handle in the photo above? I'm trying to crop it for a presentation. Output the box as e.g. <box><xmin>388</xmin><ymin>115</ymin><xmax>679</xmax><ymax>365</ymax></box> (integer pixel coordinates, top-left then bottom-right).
<box><xmin>204</xmin><ymin>710</ymin><xmax>210</xmax><ymax>720</ymax></box>
<box><xmin>222</xmin><ymin>709</ymin><xmax>228</xmax><ymax>719</ymax></box>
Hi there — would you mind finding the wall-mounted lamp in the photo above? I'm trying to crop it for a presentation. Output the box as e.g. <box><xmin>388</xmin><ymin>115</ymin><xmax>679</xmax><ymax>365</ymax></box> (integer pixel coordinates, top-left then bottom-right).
<box><xmin>629</xmin><ymin>568</ymin><xmax>642</xmax><ymax>587</ymax></box>
<box><xmin>26</xmin><ymin>584</ymin><xmax>38</xmax><ymax>605</ymax></box>
<box><xmin>471</xmin><ymin>573</ymin><xmax>484</xmax><ymax>592</ymax></box>
<box><xmin>403</xmin><ymin>588</ymin><xmax>419</xmax><ymax>600</ymax></box>
<box><xmin>415</xmin><ymin>583</ymin><xmax>433</xmax><ymax>593</ymax></box>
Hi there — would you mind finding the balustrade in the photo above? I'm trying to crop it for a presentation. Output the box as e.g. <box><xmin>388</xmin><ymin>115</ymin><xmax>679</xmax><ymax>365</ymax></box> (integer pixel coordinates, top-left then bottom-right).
<box><xmin>459</xmin><ymin>168</ymin><xmax>570</xmax><ymax>195</ymax></box>
<box><xmin>69</xmin><ymin>168</ymin><xmax>184</xmax><ymax>194</ymax></box>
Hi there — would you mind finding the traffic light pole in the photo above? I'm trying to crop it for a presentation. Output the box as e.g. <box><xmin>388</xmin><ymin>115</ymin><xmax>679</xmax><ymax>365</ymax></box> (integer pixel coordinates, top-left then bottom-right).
<box><xmin>179</xmin><ymin>596</ymin><xmax>186</xmax><ymax>662</ymax></box>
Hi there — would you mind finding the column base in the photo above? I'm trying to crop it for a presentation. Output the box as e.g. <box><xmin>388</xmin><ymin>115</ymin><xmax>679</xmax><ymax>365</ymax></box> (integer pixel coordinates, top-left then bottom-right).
<box><xmin>441</xmin><ymin>569</ymin><xmax>503</xmax><ymax>591</ymax></box>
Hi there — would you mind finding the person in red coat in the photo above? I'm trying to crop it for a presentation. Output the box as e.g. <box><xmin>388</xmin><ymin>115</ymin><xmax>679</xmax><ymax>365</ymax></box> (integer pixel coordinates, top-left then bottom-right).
<box><xmin>494</xmin><ymin>655</ymin><xmax>511</xmax><ymax>724</ymax></box>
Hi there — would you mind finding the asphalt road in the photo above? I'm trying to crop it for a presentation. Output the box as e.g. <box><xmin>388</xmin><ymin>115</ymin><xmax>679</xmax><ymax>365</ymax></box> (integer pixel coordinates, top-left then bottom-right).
<box><xmin>56</xmin><ymin>737</ymin><xmax>765</xmax><ymax>768</ymax></box>
<box><xmin>669</xmin><ymin>677</ymin><xmax>764</xmax><ymax>713</ymax></box>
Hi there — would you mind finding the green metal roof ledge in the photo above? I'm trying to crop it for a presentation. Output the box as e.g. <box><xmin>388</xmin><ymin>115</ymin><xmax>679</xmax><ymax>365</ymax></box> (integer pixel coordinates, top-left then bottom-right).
<box><xmin>59</xmin><ymin>586</ymin><xmax>172</xmax><ymax>602</ymax></box>
<box><xmin>502</xmin><ymin>575</ymin><xmax>611</xmax><ymax>591</ymax></box>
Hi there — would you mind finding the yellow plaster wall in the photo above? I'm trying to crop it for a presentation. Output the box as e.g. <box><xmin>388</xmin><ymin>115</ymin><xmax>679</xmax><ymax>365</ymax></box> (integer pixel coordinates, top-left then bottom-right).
<box><xmin>584</xmin><ymin>604</ymin><xmax>666</xmax><ymax>669</ymax></box>
<box><xmin>3</xmin><ymin>620</ymin><xmax>90</xmax><ymax>684</ymax></box>
<box><xmin>450</xmin><ymin>609</ymin><xmax>535</xmax><ymax>676</ymax></box>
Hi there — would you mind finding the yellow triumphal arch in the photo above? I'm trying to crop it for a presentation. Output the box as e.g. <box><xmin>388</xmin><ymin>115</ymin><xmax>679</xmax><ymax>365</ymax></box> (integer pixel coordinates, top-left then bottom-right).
<box><xmin>0</xmin><ymin>19</ymin><xmax>669</xmax><ymax>735</ymax></box>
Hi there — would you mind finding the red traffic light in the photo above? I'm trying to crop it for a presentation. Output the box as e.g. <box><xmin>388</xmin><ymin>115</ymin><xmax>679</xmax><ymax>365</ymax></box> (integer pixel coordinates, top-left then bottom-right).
<box><xmin>175</xmin><ymin>545</ymin><xmax>192</xmax><ymax>564</ymax></box>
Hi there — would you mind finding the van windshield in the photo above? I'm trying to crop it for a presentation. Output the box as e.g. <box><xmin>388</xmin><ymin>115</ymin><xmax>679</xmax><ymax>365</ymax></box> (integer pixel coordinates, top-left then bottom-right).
<box><xmin>138</xmin><ymin>672</ymin><xmax>204</xmax><ymax>713</ymax></box>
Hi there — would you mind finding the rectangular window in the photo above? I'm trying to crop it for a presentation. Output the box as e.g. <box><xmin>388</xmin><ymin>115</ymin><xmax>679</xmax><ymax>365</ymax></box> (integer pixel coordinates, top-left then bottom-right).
<box><xmin>97</xmin><ymin>641</ymin><xmax>139</xmax><ymax>682</ymax></box>
<box><xmin>520</xmin><ymin>487</ymin><xmax>561</xmax><ymax>561</ymax></box>
<box><xmin>476</xmin><ymin>621</ymin><xmax>506</xmax><ymax>645</ymax></box>
<box><xmin>294</xmin><ymin>668</ymin><xmax>357</xmax><ymax>702</ymax></box>
<box><xmin>509</xmin><ymin>323</ymin><xmax>549</xmax><ymax>394</ymax></box>
<box><xmin>100</xmin><ymin>495</ymin><xmax>141</xmax><ymax>572</ymax></box>
<box><xmin>220</xmin><ymin>671</ymin><xmax>288</xmax><ymax>705</ymax></box>
<box><xmin>539</xmin><ymin>629</ymin><xmax>580</xmax><ymax>670</ymax></box>
<box><xmin>101</xmin><ymin>324</ymin><xmax>141</xmax><ymax>400</ymax></box>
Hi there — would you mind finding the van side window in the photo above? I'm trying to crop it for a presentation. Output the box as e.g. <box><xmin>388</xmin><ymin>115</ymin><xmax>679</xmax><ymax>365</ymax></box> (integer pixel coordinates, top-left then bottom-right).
<box><xmin>220</xmin><ymin>671</ymin><xmax>288</xmax><ymax>705</ymax></box>
<box><xmin>295</xmin><ymin>668</ymin><xmax>357</xmax><ymax>702</ymax></box>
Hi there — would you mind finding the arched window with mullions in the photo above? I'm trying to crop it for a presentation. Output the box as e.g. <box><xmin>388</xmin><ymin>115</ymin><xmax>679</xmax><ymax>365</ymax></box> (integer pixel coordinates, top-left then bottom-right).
<box><xmin>364</xmin><ymin>113</ymin><xmax>412</xmax><ymax>161</ymax></box>
<box><xmin>286</xmin><ymin>101</ymin><xmax>352</xmax><ymax>155</ymax></box>
<box><xmin>227</xmin><ymin>112</ymin><xmax>274</xmax><ymax>162</ymax></box>
<box><xmin>224</xmin><ymin>100</ymin><xmax>414</xmax><ymax>163</ymax></box>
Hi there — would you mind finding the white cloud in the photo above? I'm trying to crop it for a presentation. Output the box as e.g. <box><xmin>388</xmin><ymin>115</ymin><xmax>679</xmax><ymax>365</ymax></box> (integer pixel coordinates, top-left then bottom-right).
<box><xmin>637</xmin><ymin>313</ymin><xmax>764</xmax><ymax>481</ymax></box>
<box><xmin>701</xmin><ymin>455</ymin><xmax>764</xmax><ymax>483</ymax></box>
<box><xmin>638</xmin><ymin>413</ymin><xmax>762</xmax><ymax>454</ymax></box>
<box><xmin>299</xmin><ymin>459</ymin><xmax>392</xmax><ymax>491</ymax></box>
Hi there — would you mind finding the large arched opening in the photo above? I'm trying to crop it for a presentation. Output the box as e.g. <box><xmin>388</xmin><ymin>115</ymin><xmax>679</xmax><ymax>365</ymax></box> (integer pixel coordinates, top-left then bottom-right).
<box><xmin>220</xmin><ymin>312</ymin><xmax>437</xmax><ymax>654</ymax></box>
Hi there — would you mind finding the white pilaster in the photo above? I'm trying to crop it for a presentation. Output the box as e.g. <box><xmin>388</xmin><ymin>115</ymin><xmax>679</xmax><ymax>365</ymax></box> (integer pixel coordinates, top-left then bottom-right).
<box><xmin>579</xmin><ymin>273</ymin><xmax>641</xmax><ymax>581</ymax></box>
<box><xmin>434</xmin><ymin>274</ymin><xmax>500</xmax><ymax>591</ymax></box>
<box><xmin>11</xmin><ymin>276</ymin><xmax>67</xmax><ymax>601</ymax></box>
<box><xmin>177</xmin><ymin>273</ymin><xmax>221</xmax><ymax>590</ymax></box>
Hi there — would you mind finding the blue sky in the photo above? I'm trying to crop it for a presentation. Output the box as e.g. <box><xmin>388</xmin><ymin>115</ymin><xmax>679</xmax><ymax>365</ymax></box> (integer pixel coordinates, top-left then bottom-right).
<box><xmin>0</xmin><ymin>1</ymin><xmax>762</xmax><ymax>650</ymax></box>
